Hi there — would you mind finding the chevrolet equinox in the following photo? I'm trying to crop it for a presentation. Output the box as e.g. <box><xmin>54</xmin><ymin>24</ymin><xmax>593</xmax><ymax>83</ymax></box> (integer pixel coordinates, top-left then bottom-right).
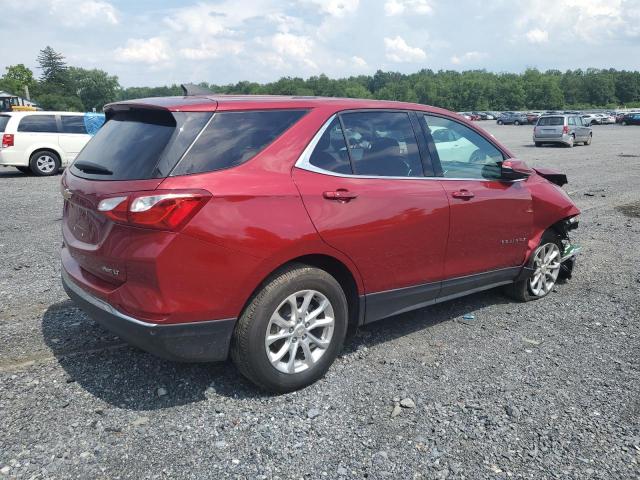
<box><xmin>61</xmin><ymin>95</ymin><xmax>581</xmax><ymax>392</ymax></box>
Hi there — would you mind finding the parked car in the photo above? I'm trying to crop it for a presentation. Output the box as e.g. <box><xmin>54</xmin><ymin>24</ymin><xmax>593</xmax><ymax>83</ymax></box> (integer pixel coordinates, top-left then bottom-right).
<box><xmin>596</xmin><ymin>113</ymin><xmax>615</xmax><ymax>125</ymax></box>
<box><xmin>0</xmin><ymin>111</ymin><xmax>105</xmax><ymax>176</ymax></box>
<box><xmin>581</xmin><ymin>114</ymin><xmax>600</xmax><ymax>126</ymax></box>
<box><xmin>456</xmin><ymin>112</ymin><xmax>472</xmax><ymax>120</ymax></box>
<box><xmin>61</xmin><ymin>95</ymin><xmax>581</xmax><ymax>392</ymax></box>
<box><xmin>526</xmin><ymin>112</ymin><xmax>541</xmax><ymax>124</ymax></box>
<box><xmin>534</xmin><ymin>114</ymin><xmax>592</xmax><ymax>147</ymax></box>
<box><xmin>621</xmin><ymin>113</ymin><xmax>640</xmax><ymax>125</ymax></box>
<box><xmin>497</xmin><ymin>112</ymin><xmax>528</xmax><ymax>125</ymax></box>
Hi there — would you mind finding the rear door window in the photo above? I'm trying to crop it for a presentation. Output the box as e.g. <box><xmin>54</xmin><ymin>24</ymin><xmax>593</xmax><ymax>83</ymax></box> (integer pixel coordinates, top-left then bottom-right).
<box><xmin>0</xmin><ymin>115</ymin><xmax>10</xmax><ymax>132</ymax></box>
<box><xmin>70</xmin><ymin>109</ymin><xmax>211</xmax><ymax>180</ymax></box>
<box><xmin>339</xmin><ymin>111</ymin><xmax>424</xmax><ymax>177</ymax></box>
<box><xmin>60</xmin><ymin>115</ymin><xmax>88</xmax><ymax>134</ymax></box>
<box><xmin>172</xmin><ymin>110</ymin><xmax>307</xmax><ymax>176</ymax></box>
<box><xmin>17</xmin><ymin>115</ymin><xmax>58</xmax><ymax>133</ymax></box>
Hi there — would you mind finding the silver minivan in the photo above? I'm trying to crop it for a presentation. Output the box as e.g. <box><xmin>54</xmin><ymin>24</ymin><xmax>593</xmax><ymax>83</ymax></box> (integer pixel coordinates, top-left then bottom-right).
<box><xmin>533</xmin><ymin>114</ymin><xmax>592</xmax><ymax>148</ymax></box>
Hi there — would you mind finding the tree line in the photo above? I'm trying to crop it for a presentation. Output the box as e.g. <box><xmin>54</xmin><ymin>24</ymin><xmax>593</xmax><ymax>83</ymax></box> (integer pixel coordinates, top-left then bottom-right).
<box><xmin>2</xmin><ymin>46</ymin><xmax>639</xmax><ymax>113</ymax></box>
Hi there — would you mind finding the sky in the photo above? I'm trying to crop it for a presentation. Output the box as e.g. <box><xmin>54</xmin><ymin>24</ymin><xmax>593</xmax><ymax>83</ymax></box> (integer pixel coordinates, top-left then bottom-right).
<box><xmin>1</xmin><ymin>0</ymin><xmax>639</xmax><ymax>87</ymax></box>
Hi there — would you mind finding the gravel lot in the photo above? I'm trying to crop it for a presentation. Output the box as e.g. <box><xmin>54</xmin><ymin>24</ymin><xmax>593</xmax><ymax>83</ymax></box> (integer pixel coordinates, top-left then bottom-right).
<box><xmin>1</xmin><ymin>123</ymin><xmax>639</xmax><ymax>480</ymax></box>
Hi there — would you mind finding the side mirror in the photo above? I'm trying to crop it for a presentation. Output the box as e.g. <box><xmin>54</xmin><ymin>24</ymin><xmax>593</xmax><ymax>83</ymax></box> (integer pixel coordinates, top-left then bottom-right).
<box><xmin>501</xmin><ymin>159</ymin><xmax>533</xmax><ymax>180</ymax></box>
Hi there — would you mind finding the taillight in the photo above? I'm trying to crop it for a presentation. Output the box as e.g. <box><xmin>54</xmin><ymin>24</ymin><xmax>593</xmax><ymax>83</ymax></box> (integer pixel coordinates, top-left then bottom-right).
<box><xmin>97</xmin><ymin>190</ymin><xmax>211</xmax><ymax>231</ymax></box>
<box><xmin>562</xmin><ymin>125</ymin><xmax>569</xmax><ymax>134</ymax></box>
<box><xmin>2</xmin><ymin>134</ymin><xmax>14</xmax><ymax>148</ymax></box>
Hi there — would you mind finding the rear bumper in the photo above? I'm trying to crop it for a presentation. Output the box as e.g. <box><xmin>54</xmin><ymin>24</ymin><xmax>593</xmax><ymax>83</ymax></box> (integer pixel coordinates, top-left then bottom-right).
<box><xmin>62</xmin><ymin>268</ymin><xmax>236</xmax><ymax>362</ymax></box>
<box><xmin>533</xmin><ymin>133</ymin><xmax>571</xmax><ymax>144</ymax></box>
<box><xmin>0</xmin><ymin>149</ymin><xmax>27</xmax><ymax>167</ymax></box>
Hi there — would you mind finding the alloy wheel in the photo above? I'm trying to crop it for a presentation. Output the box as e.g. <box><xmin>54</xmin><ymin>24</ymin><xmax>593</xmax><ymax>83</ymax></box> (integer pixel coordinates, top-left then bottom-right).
<box><xmin>36</xmin><ymin>155</ymin><xmax>56</xmax><ymax>174</ymax></box>
<box><xmin>528</xmin><ymin>243</ymin><xmax>561</xmax><ymax>297</ymax></box>
<box><xmin>265</xmin><ymin>290</ymin><xmax>335</xmax><ymax>374</ymax></box>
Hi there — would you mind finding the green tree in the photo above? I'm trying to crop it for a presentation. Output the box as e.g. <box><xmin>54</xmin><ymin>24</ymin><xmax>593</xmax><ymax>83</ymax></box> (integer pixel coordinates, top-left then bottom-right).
<box><xmin>37</xmin><ymin>46</ymin><xmax>68</xmax><ymax>85</ymax></box>
<box><xmin>68</xmin><ymin>67</ymin><xmax>120</xmax><ymax>111</ymax></box>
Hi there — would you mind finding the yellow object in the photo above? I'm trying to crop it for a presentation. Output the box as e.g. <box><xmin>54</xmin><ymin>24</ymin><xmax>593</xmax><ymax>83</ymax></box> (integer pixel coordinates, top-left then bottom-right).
<box><xmin>11</xmin><ymin>105</ymin><xmax>37</xmax><ymax>112</ymax></box>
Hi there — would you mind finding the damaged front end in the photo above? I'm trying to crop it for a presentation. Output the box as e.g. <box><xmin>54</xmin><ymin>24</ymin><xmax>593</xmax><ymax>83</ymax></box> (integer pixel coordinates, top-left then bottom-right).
<box><xmin>556</xmin><ymin>216</ymin><xmax>581</xmax><ymax>280</ymax></box>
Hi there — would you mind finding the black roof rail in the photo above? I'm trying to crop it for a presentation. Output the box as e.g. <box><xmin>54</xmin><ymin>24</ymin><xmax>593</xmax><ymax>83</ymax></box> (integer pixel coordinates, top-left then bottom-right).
<box><xmin>181</xmin><ymin>83</ymin><xmax>214</xmax><ymax>96</ymax></box>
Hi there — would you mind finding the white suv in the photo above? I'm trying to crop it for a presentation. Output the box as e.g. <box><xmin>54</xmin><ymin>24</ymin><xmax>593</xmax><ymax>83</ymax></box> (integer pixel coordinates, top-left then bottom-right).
<box><xmin>0</xmin><ymin>111</ymin><xmax>104</xmax><ymax>176</ymax></box>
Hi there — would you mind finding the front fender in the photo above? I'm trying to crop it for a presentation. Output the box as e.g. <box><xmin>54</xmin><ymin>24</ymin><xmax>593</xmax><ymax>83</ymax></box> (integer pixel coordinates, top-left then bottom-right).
<box><xmin>525</xmin><ymin>174</ymin><xmax>580</xmax><ymax>258</ymax></box>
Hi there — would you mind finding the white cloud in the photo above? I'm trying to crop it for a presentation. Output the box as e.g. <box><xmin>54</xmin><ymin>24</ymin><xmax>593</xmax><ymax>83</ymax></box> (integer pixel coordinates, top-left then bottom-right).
<box><xmin>352</xmin><ymin>56</ymin><xmax>368</xmax><ymax>67</ymax></box>
<box><xmin>268</xmin><ymin>33</ymin><xmax>317</xmax><ymax>69</ymax></box>
<box><xmin>114</xmin><ymin>38</ymin><xmax>170</xmax><ymax>64</ymax></box>
<box><xmin>384</xmin><ymin>36</ymin><xmax>427</xmax><ymax>62</ymax></box>
<box><xmin>525</xmin><ymin>28</ymin><xmax>549</xmax><ymax>43</ymax></box>
<box><xmin>384</xmin><ymin>0</ymin><xmax>434</xmax><ymax>16</ymax></box>
<box><xmin>450</xmin><ymin>51</ymin><xmax>488</xmax><ymax>64</ymax></box>
<box><xmin>304</xmin><ymin>0</ymin><xmax>360</xmax><ymax>17</ymax></box>
<box><xmin>515</xmin><ymin>0</ymin><xmax>640</xmax><ymax>42</ymax></box>
<box><xmin>179</xmin><ymin>41</ymin><xmax>244</xmax><ymax>60</ymax></box>
<box><xmin>3</xmin><ymin>0</ymin><xmax>119</xmax><ymax>27</ymax></box>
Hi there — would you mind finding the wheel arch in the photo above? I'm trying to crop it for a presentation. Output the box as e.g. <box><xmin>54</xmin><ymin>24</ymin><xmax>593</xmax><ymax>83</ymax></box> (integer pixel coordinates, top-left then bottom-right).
<box><xmin>241</xmin><ymin>253</ymin><xmax>364</xmax><ymax>330</ymax></box>
<box><xmin>28</xmin><ymin>146</ymin><xmax>63</xmax><ymax>163</ymax></box>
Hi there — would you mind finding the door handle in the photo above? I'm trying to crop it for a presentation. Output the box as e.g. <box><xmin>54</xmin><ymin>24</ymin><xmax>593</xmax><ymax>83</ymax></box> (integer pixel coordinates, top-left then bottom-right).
<box><xmin>451</xmin><ymin>189</ymin><xmax>475</xmax><ymax>200</ymax></box>
<box><xmin>323</xmin><ymin>189</ymin><xmax>358</xmax><ymax>202</ymax></box>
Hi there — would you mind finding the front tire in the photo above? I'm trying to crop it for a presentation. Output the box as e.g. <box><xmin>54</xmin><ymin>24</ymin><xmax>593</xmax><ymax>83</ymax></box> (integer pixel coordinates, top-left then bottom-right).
<box><xmin>497</xmin><ymin>120</ymin><xmax>503</xmax><ymax>125</ymax></box>
<box><xmin>514</xmin><ymin>120</ymin><xmax>520</xmax><ymax>126</ymax></box>
<box><xmin>29</xmin><ymin>150</ymin><xmax>61</xmax><ymax>176</ymax></box>
<box><xmin>506</xmin><ymin>231</ymin><xmax>562</xmax><ymax>302</ymax></box>
<box><xmin>231</xmin><ymin>264</ymin><xmax>348</xmax><ymax>393</ymax></box>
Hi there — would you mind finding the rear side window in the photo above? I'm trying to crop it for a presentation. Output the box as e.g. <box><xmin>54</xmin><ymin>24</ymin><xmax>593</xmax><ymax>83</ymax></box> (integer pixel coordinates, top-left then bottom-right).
<box><xmin>340</xmin><ymin>111</ymin><xmax>424</xmax><ymax>177</ymax></box>
<box><xmin>18</xmin><ymin>115</ymin><xmax>58</xmax><ymax>133</ymax></box>
<box><xmin>537</xmin><ymin>116</ymin><xmax>564</xmax><ymax>126</ymax></box>
<box><xmin>172</xmin><ymin>110</ymin><xmax>307</xmax><ymax>176</ymax></box>
<box><xmin>60</xmin><ymin>116</ymin><xmax>88</xmax><ymax>134</ymax></box>
<box><xmin>0</xmin><ymin>115</ymin><xmax>9</xmax><ymax>132</ymax></box>
<box><xmin>71</xmin><ymin>110</ymin><xmax>212</xmax><ymax>181</ymax></box>
<box><xmin>309</xmin><ymin>117</ymin><xmax>352</xmax><ymax>174</ymax></box>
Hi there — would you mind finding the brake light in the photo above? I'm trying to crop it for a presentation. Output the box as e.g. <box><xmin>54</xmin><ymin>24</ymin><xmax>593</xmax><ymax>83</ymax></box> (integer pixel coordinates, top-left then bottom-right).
<box><xmin>97</xmin><ymin>190</ymin><xmax>211</xmax><ymax>231</ymax></box>
<box><xmin>562</xmin><ymin>125</ymin><xmax>569</xmax><ymax>134</ymax></box>
<box><xmin>2</xmin><ymin>134</ymin><xmax>14</xmax><ymax>148</ymax></box>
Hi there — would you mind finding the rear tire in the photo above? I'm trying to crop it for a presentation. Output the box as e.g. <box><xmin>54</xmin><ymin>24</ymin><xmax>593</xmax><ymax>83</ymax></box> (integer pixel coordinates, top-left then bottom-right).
<box><xmin>585</xmin><ymin>134</ymin><xmax>592</xmax><ymax>145</ymax></box>
<box><xmin>566</xmin><ymin>135</ymin><xmax>574</xmax><ymax>148</ymax></box>
<box><xmin>29</xmin><ymin>150</ymin><xmax>61</xmax><ymax>176</ymax></box>
<box><xmin>497</xmin><ymin>120</ymin><xmax>503</xmax><ymax>125</ymax></box>
<box><xmin>231</xmin><ymin>264</ymin><xmax>348</xmax><ymax>393</ymax></box>
<box><xmin>505</xmin><ymin>231</ymin><xmax>562</xmax><ymax>302</ymax></box>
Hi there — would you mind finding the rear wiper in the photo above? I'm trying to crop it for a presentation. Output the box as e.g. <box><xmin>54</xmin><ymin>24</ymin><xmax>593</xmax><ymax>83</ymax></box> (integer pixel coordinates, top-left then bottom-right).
<box><xmin>73</xmin><ymin>161</ymin><xmax>113</xmax><ymax>175</ymax></box>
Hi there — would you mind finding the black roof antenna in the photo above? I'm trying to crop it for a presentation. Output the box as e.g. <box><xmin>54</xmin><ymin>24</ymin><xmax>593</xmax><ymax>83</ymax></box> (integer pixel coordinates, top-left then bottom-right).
<box><xmin>181</xmin><ymin>83</ymin><xmax>214</xmax><ymax>96</ymax></box>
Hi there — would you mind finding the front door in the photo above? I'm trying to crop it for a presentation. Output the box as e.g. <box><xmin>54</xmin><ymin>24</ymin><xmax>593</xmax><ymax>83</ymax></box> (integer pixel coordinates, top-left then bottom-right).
<box><xmin>293</xmin><ymin>111</ymin><xmax>450</xmax><ymax>321</ymax></box>
<box><xmin>421</xmin><ymin>114</ymin><xmax>533</xmax><ymax>280</ymax></box>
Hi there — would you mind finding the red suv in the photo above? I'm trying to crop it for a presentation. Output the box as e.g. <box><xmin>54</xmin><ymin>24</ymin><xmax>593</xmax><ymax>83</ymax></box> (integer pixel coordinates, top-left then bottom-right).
<box><xmin>61</xmin><ymin>95</ymin><xmax>580</xmax><ymax>392</ymax></box>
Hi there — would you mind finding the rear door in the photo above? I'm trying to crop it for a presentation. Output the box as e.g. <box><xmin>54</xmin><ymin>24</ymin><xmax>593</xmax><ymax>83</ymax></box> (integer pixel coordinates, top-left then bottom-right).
<box><xmin>421</xmin><ymin>114</ymin><xmax>533</xmax><ymax>281</ymax></box>
<box><xmin>293</xmin><ymin>110</ymin><xmax>450</xmax><ymax>321</ymax></box>
<box><xmin>58</xmin><ymin>115</ymin><xmax>91</xmax><ymax>164</ymax></box>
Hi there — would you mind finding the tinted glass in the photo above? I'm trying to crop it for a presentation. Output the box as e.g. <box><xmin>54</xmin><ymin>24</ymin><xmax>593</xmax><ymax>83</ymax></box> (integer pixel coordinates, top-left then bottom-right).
<box><xmin>423</xmin><ymin>115</ymin><xmax>503</xmax><ymax>180</ymax></box>
<box><xmin>17</xmin><ymin>115</ymin><xmax>57</xmax><ymax>133</ymax></box>
<box><xmin>173</xmin><ymin>110</ymin><xmax>307</xmax><ymax>175</ymax></box>
<box><xmin>309</xmin><ymin>117</ymin><xmax>352</xmax><ymax>174</ymax></box>
<box><xmin>60</xmin><ymin>115</ymin><xmax>88</xmax><ymax>134</ymax></box>
<box><xmin>71</xmin><ymin>110</ymin><xmax>211</xmax><ymax>181</ymax></box>
<box><xmin>568</xmin><ymin>117</ymin><xmax>575</xmax><ymax>126</ymax></box>
<box><xmin>339</xmin><ymin>111</ymin><xmax>423</xmax><ymax>177</ymax></box>
<box><xmin>0</xmin><ymin>115</ymin><xmax>9</xmax><ymax>132</ymax></box>
<box><xmin>537</xmin><ymin>116</ymin><xmax>564</xmax><ymax>126</ymax></box>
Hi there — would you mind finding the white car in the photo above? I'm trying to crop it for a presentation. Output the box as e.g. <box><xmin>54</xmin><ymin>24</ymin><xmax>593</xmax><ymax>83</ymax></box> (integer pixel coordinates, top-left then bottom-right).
<box><xmin>0</xmin><ymin>111</ymin><xmax>105</xmax><ymax>176</ymax></box>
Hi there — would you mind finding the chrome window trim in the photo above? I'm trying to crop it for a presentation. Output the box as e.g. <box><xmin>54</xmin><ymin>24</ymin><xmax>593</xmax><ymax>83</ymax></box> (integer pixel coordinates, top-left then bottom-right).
<box><xmin>294</xmin><ymin>114</ymin><xmax>524</xmax><ymax>183</ymax></box>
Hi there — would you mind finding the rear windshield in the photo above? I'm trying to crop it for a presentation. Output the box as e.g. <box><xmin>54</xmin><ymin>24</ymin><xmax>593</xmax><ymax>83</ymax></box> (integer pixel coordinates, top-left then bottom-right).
<box><xmin>537</xmin><ymin>116</ymin><xmax>564</xmax><ymax>126</ymax></box>
<box><xmin>171</xmin><ymin>110</ymin><xmax>308</xmax><ymax>176</ymax></box>
<box><xmin>70</xmin><ymin>109</ymin><xmax>212</xmax><ymax>181</ymax></box>
<box><xmin>0</xmin><ymin>115</ymin><xmax>9</xmax><ymax>132</ymax></box>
